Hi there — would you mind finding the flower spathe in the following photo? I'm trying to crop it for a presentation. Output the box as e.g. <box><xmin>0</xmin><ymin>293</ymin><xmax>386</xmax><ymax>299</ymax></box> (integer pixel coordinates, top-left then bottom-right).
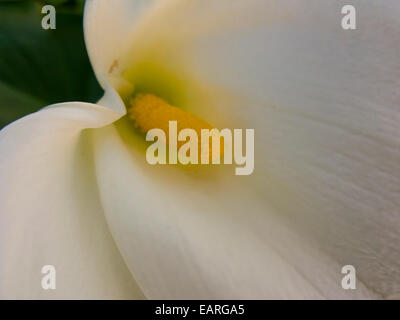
<box><xmin>0</xmin><ymin>0</ymin><xmax>399</xmax><ymax>299</ymax></box>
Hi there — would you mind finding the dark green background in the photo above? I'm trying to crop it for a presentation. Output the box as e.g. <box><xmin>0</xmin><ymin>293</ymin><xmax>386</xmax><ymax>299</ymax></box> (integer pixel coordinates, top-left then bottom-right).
<box><xmin>0</xmin><ymin>0</ymin><xmax>102</xmax><ymax>128</ymax></box>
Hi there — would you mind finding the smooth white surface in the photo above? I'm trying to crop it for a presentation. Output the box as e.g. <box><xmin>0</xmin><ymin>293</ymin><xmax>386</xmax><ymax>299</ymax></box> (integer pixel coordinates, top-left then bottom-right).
<box><xmin>0</xmin><ymin>101</ymin><xmax>143</xmax><ymax>298</ymax></box>
<box><xmin>85</xmin><ymin>0</ymin><xmax>400</xmax><ymax>298</ymax></box>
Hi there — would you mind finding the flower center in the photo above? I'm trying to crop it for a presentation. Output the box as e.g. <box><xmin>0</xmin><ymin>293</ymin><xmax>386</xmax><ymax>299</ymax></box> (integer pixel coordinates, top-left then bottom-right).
<box><xmin>128</xmin><ymin>93</ymin><xmax>223</xmax><ymax>162</ymax></box>
<box><xmin>128</xmin><ymin>94</ymin><xmax>213</xmax><ymax>135</ymax></box>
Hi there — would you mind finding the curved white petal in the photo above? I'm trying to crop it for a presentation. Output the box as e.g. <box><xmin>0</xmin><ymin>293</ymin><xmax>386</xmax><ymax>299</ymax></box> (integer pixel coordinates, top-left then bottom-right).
<box><xmin>84</xmin><ymin>0</ymin><xmax>164</xmax><ymax>88</ymax></box>
<box><xmin>176</xmin><ymin>1</ymin><xmax>400</xmax><ymax>297</ymax></box>
<box><xmin>0</xmin><ymin>100</ymin><xmax>143</xmax><ymax>299</ymax></box>
<box><xmin>92</xmin><ymin>124</ymin><xmax>377</xmax><ymax>299</ymax></box>
<box><xmin>86</xmin><ymin>0</ymin><xmax>400</xmax><ymax>297</ymax></box>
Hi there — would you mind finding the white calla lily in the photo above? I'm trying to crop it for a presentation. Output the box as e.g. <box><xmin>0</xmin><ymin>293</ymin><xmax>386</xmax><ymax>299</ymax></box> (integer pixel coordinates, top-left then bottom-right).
<box><xmin>1</xmin><ymin>0</ymin><xmax>399</xmax><ymax>299</ymax></box>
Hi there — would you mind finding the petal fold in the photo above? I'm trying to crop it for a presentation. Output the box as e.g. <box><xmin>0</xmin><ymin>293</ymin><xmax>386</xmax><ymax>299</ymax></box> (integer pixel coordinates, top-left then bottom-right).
<box><xmin>84</xmin><ymin>0</ymin><xmax>164</xmax><ymax>88</ymax></box>
<box><xmin>0</xmin><ymin>101</ymin><xmax>143</xmax><ymax>299</ymax></box>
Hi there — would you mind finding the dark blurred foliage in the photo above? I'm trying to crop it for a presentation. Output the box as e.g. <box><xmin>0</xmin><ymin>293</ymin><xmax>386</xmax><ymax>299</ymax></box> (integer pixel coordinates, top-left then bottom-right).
<box><xmin>0</xmin><ymin>0</ymin><xmax>102</xmax><ymax>128</ymax></box>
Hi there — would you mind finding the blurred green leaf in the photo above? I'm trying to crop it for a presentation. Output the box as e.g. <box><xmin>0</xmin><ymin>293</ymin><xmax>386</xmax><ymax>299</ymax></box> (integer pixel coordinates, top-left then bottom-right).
<box><xmin>0</xmin><ymin>0</ymin><xmax>102</xmax><ymax>128</ymax></box>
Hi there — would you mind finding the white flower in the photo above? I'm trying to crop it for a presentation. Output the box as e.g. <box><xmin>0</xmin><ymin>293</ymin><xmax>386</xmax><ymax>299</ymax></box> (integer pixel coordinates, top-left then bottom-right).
<box><xmin>0</xmin><ymin>0</ymin><xmax>399</xmax><ymax>299</ymax></box>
